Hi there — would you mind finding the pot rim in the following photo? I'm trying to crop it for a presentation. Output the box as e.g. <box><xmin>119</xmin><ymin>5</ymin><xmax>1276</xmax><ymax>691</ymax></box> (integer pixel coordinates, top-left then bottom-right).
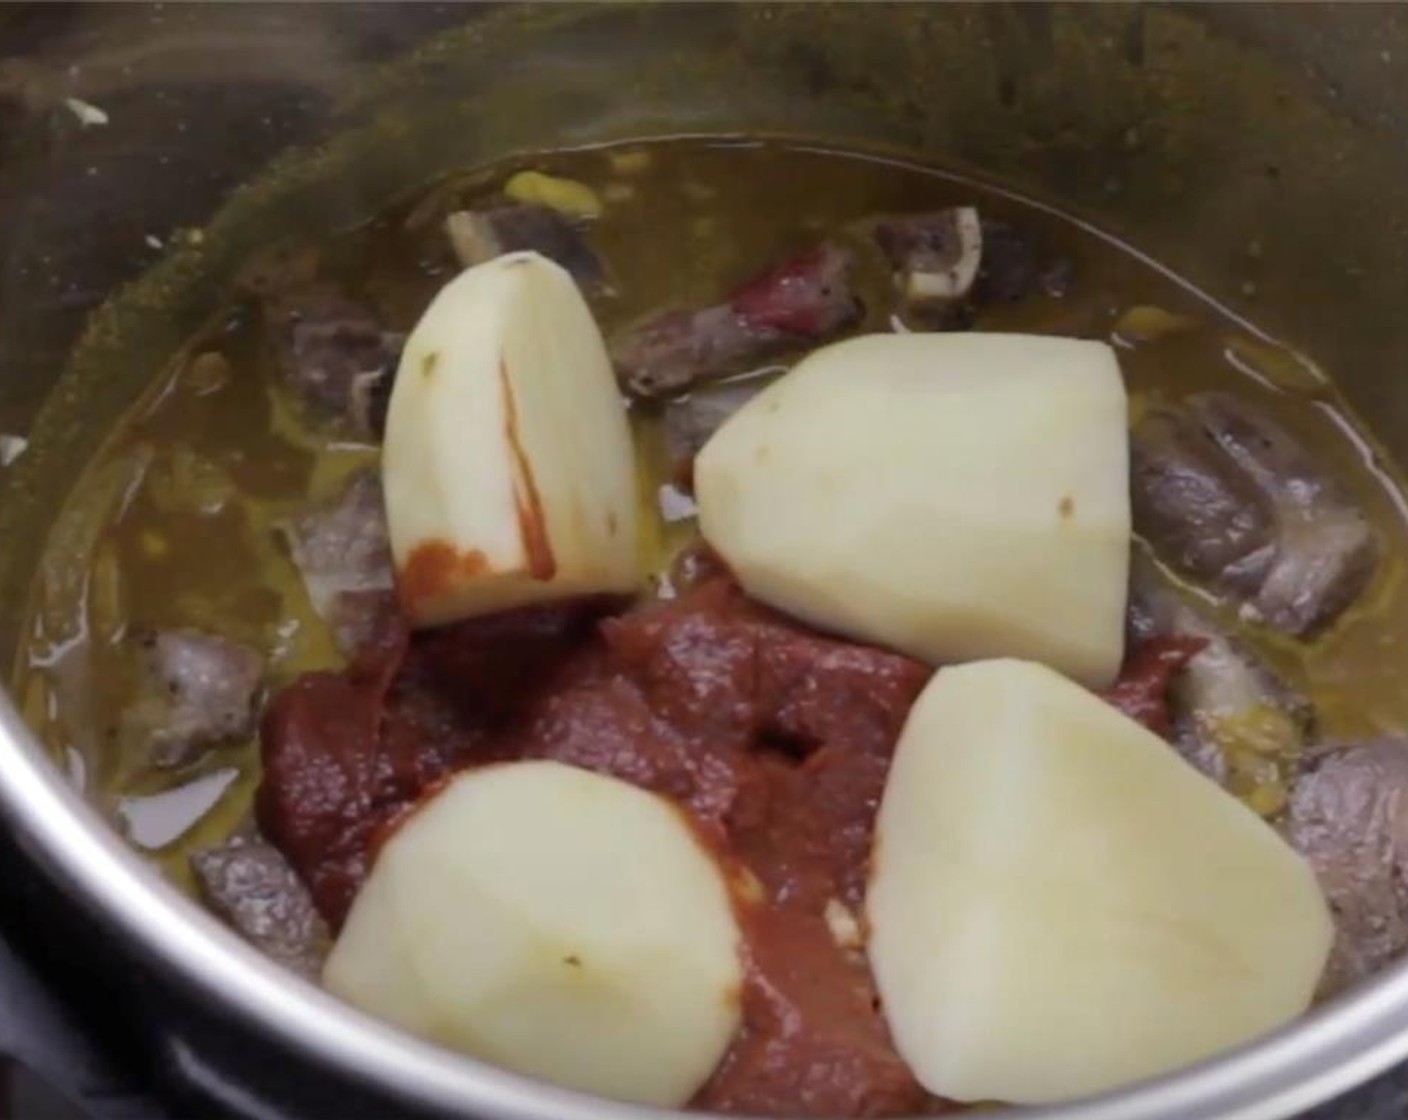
<box><xmin>0</xmin><ymin>690</ymin><xmax>1403</xmax><ymax>1120</ymax></box>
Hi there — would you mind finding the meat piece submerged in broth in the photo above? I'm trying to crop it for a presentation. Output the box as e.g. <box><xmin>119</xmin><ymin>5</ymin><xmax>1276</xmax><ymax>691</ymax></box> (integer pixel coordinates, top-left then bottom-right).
<box><xmin>1131</xmin><ymin>406</ymin><xmax>1274</xmax><ymax>585</ymax></box>
<box><xmin>190</xmin><ymin>821</ymin><xmax>329</xmax><ymax>978</ymax></box>
<box><xmin>866</xmin><ymin>210</ymin><xmax>1068</xmax><ymax>330</ymax></box>
<box><xmin>1287</xmin><ymin>740</ymin><xmax>1408</xmax><ymax>996</ymax></box>
<box><xmin>1128</xmin><ymin>555</ymin><xmax>1312</xmax><ymax>803</ymax></box>
<box><xmin>444</xmin><ymin>204</ymin><xmax>605</xmax><ymax>288</ymax></box>
<box><xmin>123</xmin><ymin>629</ymin><xmax>264</xmax><ymax>768</ymax></box>
<box><xmin>276</xmin><ymin>470</ymin><xmax>396</xmax><ymax>657</ymax></box>
<box><xmin>1199</xmin><ymin>394</ymin><xmax>1379</xmax><ymax>632</ymax></box>
<box><xmin>971</xmin><ymin>218</ymin><xmax>1052</xmax><ymax>304</ymax></box>
<box><xmin>1132</xmin><ymin>393</ymin><xmax>1378</xmax><ymax>635</ymax></box>
<box><xmin>870</xmin><ymin>207</ymin><xmax>983</xmax><ymax>319</ymax></box>
<box><xmin>612</xmin><ymin>242</ymin><xmax>861</xmax><ymax>398</ymax></box>
<box><xmin>267</xmin><ymin>288</ymin><xmax>402</xmax><ymax>439</ymax></box>
<box><xmin>663</xmin><ymin>376</ymin><xmax>777</xmax><ymax>470</ymax></box>
<box><xmin>617</xmin><ymin>210</ymin><xmax>1060</xmax><ymax>403</ymax></box>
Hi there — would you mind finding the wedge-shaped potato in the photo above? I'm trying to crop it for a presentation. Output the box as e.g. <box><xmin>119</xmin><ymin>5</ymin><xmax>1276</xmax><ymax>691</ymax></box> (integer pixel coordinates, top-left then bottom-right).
<box><xmin>695</xmin><ymin>333</ymin><xmax>1129</xmax><ymax>686</ymax></box>
<box><xmin>324</xmin><ymin>761</ymin><xmax>743</xmax><ymax>1106</ymax></box>
<box><xmin>383</xmin><ymin>251</ymin><xmax>638</xmax><ymax>627</ymax></box>
<box><xmin>866</xmin><ymin>660</ymin><xmax>1333</xmax><ymax>1104</ymax></box>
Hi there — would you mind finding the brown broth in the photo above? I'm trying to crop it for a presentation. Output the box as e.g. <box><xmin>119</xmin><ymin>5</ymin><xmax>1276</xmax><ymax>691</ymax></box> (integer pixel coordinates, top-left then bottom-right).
<box><xmin>14</xmin><ymin>136</ymin><xmax>1408</xmax><ymax>889</ymax></box>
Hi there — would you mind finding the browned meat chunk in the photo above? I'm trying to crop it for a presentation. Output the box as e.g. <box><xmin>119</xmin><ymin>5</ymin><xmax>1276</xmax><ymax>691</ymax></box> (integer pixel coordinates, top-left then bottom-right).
<box><xmin>1131</xmin><ymin>405</ymin><xmax>1275</xmax><ymax>590</ymax></box>
<box><xmin>611</xmin><ymin>242</ymin><xmax>861</xmax><ymax>398</ymax></box>
<box><xmin>122</xmin><ymin>629</ymin><xmax>264</xmax><ymax>768</ymax></box>
<box><xmin>1198</xmin><ymin>394</ymin><xmax>1379</xmax><ymax>631</ymax></box>
<box><xmin>1287</xmin><ymin>739</ymin><xmax>1408</xmax><ymax>996</ymax></box>
<box><xmin>871</xmin><ymin>207</ymin><xmax>982</xmax><ymax>314</ymax></box>
<box><xmin>267</xmin><ymin>289</ymin><xmax>402</xmax><ymax>439</ymax></box>
<box><xmin>1128</xmin><ymin>555</ymin><xmax>1313</xmax><ymax>796</ymax></box>
<box><xmin>444</xmin><ymin>204</ymin><xmax>605</xmax><ymax>288</ymax></box>
<box><xmin>275</xmin><ymin>470</ymin><xmax>396</xmax><ymax>657</ymax></box>
<box><xmin>190</xmin><ymin>822</ymin><xmax>329</xmax><ymax>979</ymax></box>
<box><xmin>868</xmin><ymin>211</ymin><xmax>1068</xmax><ymax>329</ymax></box>
<box><xmin>1132</xmin><ymin>393</ymin><xmax>1377</xmax><ymax>635</ymax></box>
<box><xmin>972</xmin><ymin>218</ymin><xmax>1047</xmax><ymax>304</ymax></box>
<box><xmin>662</xmin><ymin>375</ymin><xmax>775</xmax><ymax>467</ymax></box>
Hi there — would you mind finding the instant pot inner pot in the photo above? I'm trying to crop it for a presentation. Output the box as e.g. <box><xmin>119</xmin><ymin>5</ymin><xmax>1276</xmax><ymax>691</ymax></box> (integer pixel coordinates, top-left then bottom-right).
<box><xmin>1</xmin><ymin>5</ymin><xmax>1407</xmax><ymax>1120</ymax></box>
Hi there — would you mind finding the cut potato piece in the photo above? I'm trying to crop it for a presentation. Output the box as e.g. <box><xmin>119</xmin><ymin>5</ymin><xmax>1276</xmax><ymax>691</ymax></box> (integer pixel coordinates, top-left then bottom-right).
<box><xmin>866</xmin><ymin>660</ymin><xmax>1333</xmax><ymax>1104</ymax></box>
<box><xmin>695</xmin><ymin>333</ymin><xmax>1130</xmax><ymax>687</ymax></box>
<box><xmin>325</xmin><ymin>761</ymin><xmax>744</xmax><ymax>1106</ymax></box>
<box><xmin>382</xmin><ymin>251</ymin><xmax>639</xmax><ymax>626</ymax></box>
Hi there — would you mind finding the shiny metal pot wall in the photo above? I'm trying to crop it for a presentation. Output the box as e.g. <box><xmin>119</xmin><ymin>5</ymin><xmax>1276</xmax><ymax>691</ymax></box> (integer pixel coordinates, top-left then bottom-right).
<box><xmin>0</xmin><ymin>5</ymin><xmax>1406</xmax><ymax>1119</ymax></box>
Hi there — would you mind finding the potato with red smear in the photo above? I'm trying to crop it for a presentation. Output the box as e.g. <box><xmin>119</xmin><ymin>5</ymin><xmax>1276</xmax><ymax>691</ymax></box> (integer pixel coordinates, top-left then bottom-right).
<box><xmin>382</xmin><ymin>251</ymin><xmax>639</xmax><ymax>628</ymax></box>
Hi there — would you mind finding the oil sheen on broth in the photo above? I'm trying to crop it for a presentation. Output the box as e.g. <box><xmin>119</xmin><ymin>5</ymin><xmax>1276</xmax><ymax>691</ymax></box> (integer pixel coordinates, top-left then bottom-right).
<box><xmin>14</xmin><ymin>138</ymin><xmax>1408</xmax><ymax>896</ymax></box>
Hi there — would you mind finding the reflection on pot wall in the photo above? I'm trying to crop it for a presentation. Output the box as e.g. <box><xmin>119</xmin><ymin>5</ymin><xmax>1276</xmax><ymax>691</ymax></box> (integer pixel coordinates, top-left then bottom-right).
<box><xmin>1</xmin><ymin>2</ymin><xmax>1406</xmax><ymax>665</ymax></box>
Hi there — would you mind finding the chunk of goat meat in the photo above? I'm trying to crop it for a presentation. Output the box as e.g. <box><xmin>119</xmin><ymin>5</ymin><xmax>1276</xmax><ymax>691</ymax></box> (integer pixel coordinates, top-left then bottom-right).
<box><xmin>867</xmin><ymin>211</ymin><xmax>1069</xmax><ymax>329</ymax></box>
<box><xmin>871</xmin><ymin>207</ymin><xmax>983</xmax><ymax>312</ymax></box>
<box><xmin>662</xmin><ymin>375</ymin><xmax>776</xmax><ymax>468</ymax></box>
<box><xmin>1132</xmin><ymin>393</ymin><xmax>1377</xmax><ymax>635</ymax></box>
<box><xmin>1131</xmin><ymin>406</ymin><xmax>1276</xmax><ymax>588</ymax></box>
<box><xmin>1287</xmin><ymin>739</ymin><xmax>1408</xmax><ymax>996</ymax></box>
<box><xmin>444</xmin><ymin>205</ymin><xmax>605</xmax><ymax>288</ymax></box>
<box><xmin>190</xmin><ymin>822</ymin><xmax>329</xmax><ymax>978</ymax></box>
<box><xmin>1197</xmin><ymin>393</ymin><xmax>1379</xmax><ymax>632</ymax></box>
<box><xmin>611</xmin><ymin>242</ymin><xmax>861</xmax><ymax>399</ymax></box>
<box><xmin>972</xmin><ymin>218</ymin><xmax>1046</xmax><ymax>304</ymax></box>
<box><xmin>124</xmin><ymin>629</ymin><xmax>264</xmax><ymax>768</ymax></box>
<box><xmin>1128</xmin><ymin>553</ymin><xmax>1312</xmax><ymax>787</ymax></box>
<box><xmin>267</xmin><ymin>288</ymin><xmax>402</xmax><ymax>439</ymax></box>
<box><xmin>276</xmin><ymin>470</ymin><xmax>396</xmax><ymax>656</ymax></box>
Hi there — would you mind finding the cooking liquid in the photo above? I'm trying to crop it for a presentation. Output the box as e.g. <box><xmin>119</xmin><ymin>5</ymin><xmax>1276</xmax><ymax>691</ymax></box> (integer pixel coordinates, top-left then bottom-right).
<box><xmin>12</xmin><ymin>137</ymin><xmax>1408</xmax><ymax>887</ymax></box>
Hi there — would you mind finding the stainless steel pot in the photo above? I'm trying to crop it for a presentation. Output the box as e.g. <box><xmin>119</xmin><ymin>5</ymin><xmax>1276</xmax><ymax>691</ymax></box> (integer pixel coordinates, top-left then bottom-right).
<box><xmin>1</xmin><ymin>5</ymin><xmax>1407</xmax><ymax>1118</ymax></box>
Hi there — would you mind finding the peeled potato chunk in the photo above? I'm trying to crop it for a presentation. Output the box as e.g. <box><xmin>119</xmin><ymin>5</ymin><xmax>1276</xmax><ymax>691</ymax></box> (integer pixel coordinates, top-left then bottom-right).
<box><xmin>695</xmin><ymin>333</ymin><xmax>1129</xmax><ymax>686</ymax></box>
<box><xmin>324</xmin><ymin>761</ymin><xmax>743</xmax><ymax>1107</ymax></box>
<box><xmin>382</xmin><ymin>251</ymin><xmax>638</xmax><ymax>627</ymax></box>
<box><xmin>866</xmin><ymin>660</ymin><xmax>1333</xmax><ymax>1105</ymax></box>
